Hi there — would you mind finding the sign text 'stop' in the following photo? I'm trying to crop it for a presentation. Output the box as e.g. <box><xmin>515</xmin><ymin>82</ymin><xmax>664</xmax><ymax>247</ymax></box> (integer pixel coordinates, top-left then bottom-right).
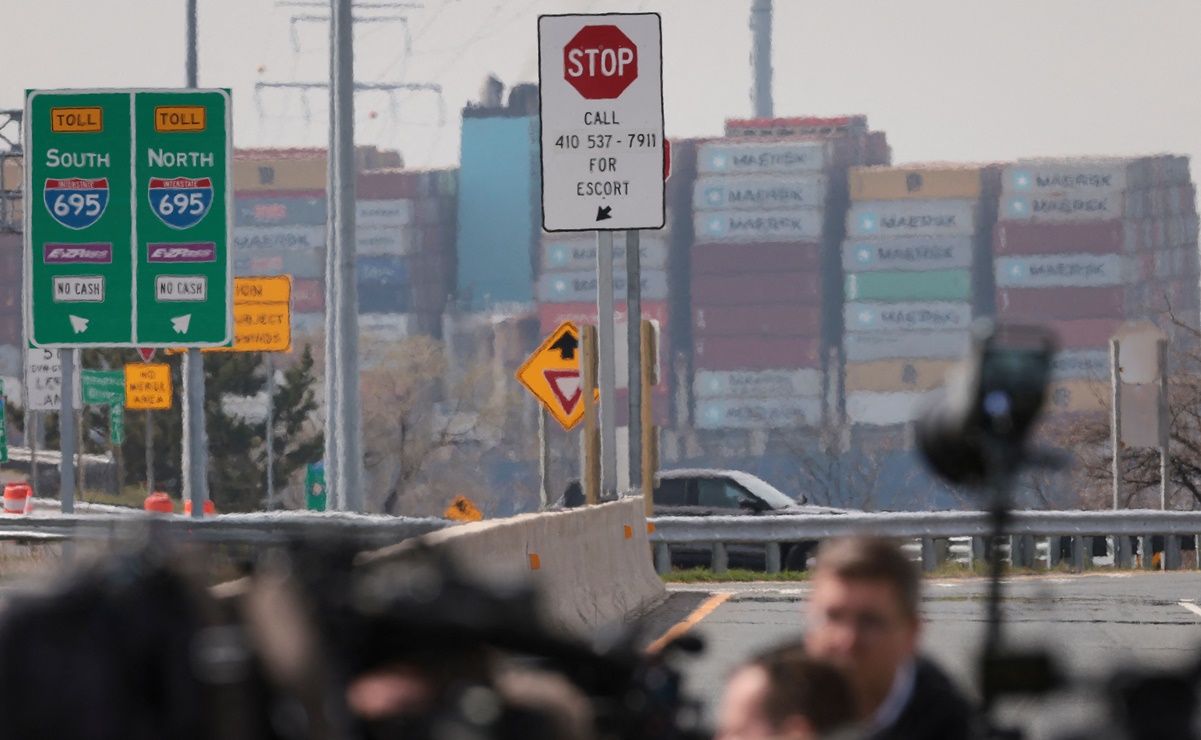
<box><xmin>564</xmin><ymin>25</ymin><xmax>638</xmax><ymax>100</ymax></box>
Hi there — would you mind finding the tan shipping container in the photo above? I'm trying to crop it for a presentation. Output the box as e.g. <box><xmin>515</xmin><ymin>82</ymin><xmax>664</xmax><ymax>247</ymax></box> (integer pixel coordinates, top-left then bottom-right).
<box><xmin>850</xmin><ymin>165</ymin><xmax>991</xmax><ymax>202</ymax></box>
<box><xmin>0</xmin><ymin>156</ymin><xmax>21</xmax><ymax>188</ymax></box>
<box><xmin>1044</xmin><ymin>379</ymin><xmax>1106</xmax><ymax>415</ymax></box>
<box><xmin>844</xmin><ymin>359</ymin><xmax>954</xmax><ymax>393</ymax></box>
<box><xmin>234</xmin><ymin>157</ymin><xmax>327</xmax><ymax>192</ymax></box>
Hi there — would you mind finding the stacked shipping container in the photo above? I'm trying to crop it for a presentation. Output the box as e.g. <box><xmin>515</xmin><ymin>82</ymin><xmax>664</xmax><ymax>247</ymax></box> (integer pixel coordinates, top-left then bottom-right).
<box><xmin>994</xmin><ymin>157</ymin><xmax>1201</xmax><ymax>415</ymax></box>
<box><xmin>0</xmin><ymin>231</ymin><xmax>20</xmax><ymax>377</ymax></box>
<box><xmin>841</xmin><ymin>165</ymin><xmax>1000</xmax><ymax>426</ymax></box>
<box><xmin>689</xmin><ymin>121</ymin><xmax>886</xmax><ymax>432</ymax></box>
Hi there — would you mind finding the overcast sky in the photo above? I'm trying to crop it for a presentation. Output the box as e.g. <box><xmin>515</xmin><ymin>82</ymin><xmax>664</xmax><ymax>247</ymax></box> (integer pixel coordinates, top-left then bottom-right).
<box><xmin>5</xmin><ymin>0</ymin><xmax>1201</xmax><ymax>173</ymax></box>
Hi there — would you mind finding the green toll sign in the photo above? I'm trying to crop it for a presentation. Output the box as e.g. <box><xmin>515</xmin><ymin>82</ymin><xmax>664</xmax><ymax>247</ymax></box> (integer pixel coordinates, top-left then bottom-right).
<box><xmin>25</xmin><ymin>89</ymin><xmax>233</xmax><ymax>348</ymax></box>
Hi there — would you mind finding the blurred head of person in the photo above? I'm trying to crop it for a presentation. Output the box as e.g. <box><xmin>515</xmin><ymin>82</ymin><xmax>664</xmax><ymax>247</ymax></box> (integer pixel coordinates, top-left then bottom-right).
<box><xmin>716</xmin><ymin>641</ymin><xmax>857</xmax><ymax>740</ymax></box>
<box><xmin>803</xmin><ymin>536</ymin><xmax>921</xmax><ymax>721</ymax></box>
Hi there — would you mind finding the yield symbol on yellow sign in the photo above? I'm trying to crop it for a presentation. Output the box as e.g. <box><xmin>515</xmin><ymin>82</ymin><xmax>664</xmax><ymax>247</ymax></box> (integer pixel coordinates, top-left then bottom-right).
<box><xmin>516</xmin><ymin>320</ymin><xmax>595</xmax><ymax>431</ymax></box>
<box><xmin>125</xmin><ymin>363</ymin><xmax>173</xmax><ymax>410</ymax></box>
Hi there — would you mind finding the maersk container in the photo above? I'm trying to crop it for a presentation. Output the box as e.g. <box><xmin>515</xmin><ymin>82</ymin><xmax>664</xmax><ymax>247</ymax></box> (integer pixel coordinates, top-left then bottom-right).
<box><xmin>536</xmin><ymin>270</ymin><xmax>669</xmax><ymax>303</ymax></box>
<box><xmin>358</xmin><ymin>255</ymin><xmax>408</xmax><ymax>286</ymax></box>
<box><xmin>993</xmin><ymin>220</ymin><xmax>1134</xmax><ymax>256</ymax></box>
<box><xmin>239</xmin><ymin>249</ymin><xmax>324</xmax><ymax>280</ymax></box>
<box><xmin>995</xmin><ymin>254</ymin><xmax>1124</xmax><ymax>289</ymax></box>
<box><xmin>1001</xmin><ymin>159</ymin><xmax>1141</xmax><ymax>197</ymax></box>
<box><xmin>845</xmin><ymin>270</ymin><xmax>972</xmax><ymax>302</ymax></box>
<box><xmin>1051</xmin><ymin>349</ymin><xmax>1109</xmax><ymax>382</ymax></box>
<box><xmin>694</xmin><ymin>208</ymin><xmax>824</xmax><ymax>243</ymax></box>
<box><xmin>844</xmin><ymin>330</ymin><xmax>970</xmax><ymax>361</ymax></box>
<box><xmin>356</xmin><ymin>199</ymin><xmax>415</xmax><ymax>229</ymax></box>
<box><xmin>692</xmin><ymin>175</ymin><xmax>826</xmax><ymax>211</ymax></box>
<box><xmin>846</xmin><ymin>200</ymin><xmax>978</xmax><ymax>239</ymax></box>
<box><xmin>692</xmin><ymin>303</ymin><xmax>821</xmax><ymax>338</ymax></box>
<box><xmin>235</xmin><ymin>192</ymin><xmax>326</xmax><ymax>227</ymax></box>
<box><xmin>696</xmin><ymin>140</ymin><xmax>830</xmax><ymax>176</ymax></box>
<box><xmin>356</xmin><ymin>226</ymin><xmax>414</xmax><ymax>257</ymax></box>
<box><xmin>358</xmin><ymin>284</ymin><xmax>412</xmax><ymax>314</ymax></box>
<box><xmin>537</xmin><ymin>301</ymin><xmax>669</xmax><ymax>335</ymax></box>
<box><xmin>1046</xmin><ymin>318</ymin><xmax>1122</xmax><ymax>350</ymax></box>
<box><xmin>695</xmin><ymin>397</ymin><xmax>822</xmax><ymax>430</ymax></box>
<box><xmin>1001</xmin><ymin>193</ymin><xmax>1129</xmax><ymax>224</ymax></box>
<box><xmin>541</xmin><ymin>234</ymin><xmax>669</xmax><ymax>272</ymax></box>
<box><xmin>843</xmin><ymin>359</ymin><xmax>954</xmax><ymax>393</ymax></box>
<box><xmin>849</xmin><ymin>166</ymin><xmax>992</xmax><ymax>202</ymax></box>
<box><xmin>692</xmin><ymin>241</ymin><xmax>821</xmax><ymax>276</ymax></box>
<box><xmin>842</xmin><ymin>237</ymin><xmax>974</xmax><ymax>273</ymax></box>
<box><xmin>693</xmin><ymin>368</ymin><xmax>824</xmax><ymax>400</ymax></box>
<box><xmin>693</xmin><ymin>336</ymin><xmax>821</xmax><ymax>371</ymax></box>
<box><xmin>846</xmin><ymin>390</ymin><xmax>937</xmax><ymax>427</ymax></box>
<box><xmin>692</xmin><ymin>272</ymin><xmax>821</xmax><ymax>306</ymax></box>
<box><xmin>844</xmin><ymin>301</ymin><xmax>972</xmax><ymax>332</ymax></box>
<box><xmin>997</xmin><ymin>286</ymin><xmax>1124</xmax><ymax>320</ymax></box>
<box><xmin>234</xmin><ymin>225</ymin><xmax>325</xmax><ymax>251</ymax></box>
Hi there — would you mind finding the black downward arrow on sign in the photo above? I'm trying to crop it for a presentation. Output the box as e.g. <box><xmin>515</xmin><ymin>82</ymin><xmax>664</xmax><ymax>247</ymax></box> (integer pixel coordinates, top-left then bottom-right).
<box><xmin>549</xmin><ymin>331</ymin><xmax>579</xmax><ymax>360</ymax></box>
<box><xmin>596</xmin><ymin>205</ymin><xmax>612</xmax><ymax>221</ymax></box>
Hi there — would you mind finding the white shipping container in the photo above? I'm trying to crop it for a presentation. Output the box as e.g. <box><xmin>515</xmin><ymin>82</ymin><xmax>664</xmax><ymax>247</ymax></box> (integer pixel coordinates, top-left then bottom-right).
<box><xmin>844</xmin><ymin>330</ymin><xmax>970</xmax><ymax>361</ymax></box>
<box><xmin>695</xmin><ymin>397</ymin><xmax>822</xmax><ymax>430</ymax></box>
<box><xmin>693</xmin><ymin>369</ymin><xmax>823</xmax><ymax>400</ymax></box>
<box><xmin>1001</xmin><ymin>193</ymin><xmax>1128</xmax><ymax>223</ymax></box>
<box><xmin>697</xmin><ymin>141</ymin><xmax>829</xmax><ymax>175</ymax></box>
<box><xmin>356</xmin><ymin>199</ymin><xmax>415</xmax><ymax>228</ymax></box>
<box><xmin>845</xmin><ymin>301</ymin><xmax>973</xmax><ymax>332</ymax></box>
<box><xmin>1052</xmin><ymin>349</ymin><xmax>1110</xmax><ymax>381</ymax></box>
<box><xmin>847</xmin><ymin>390</ymin><xmax>937</xmax><ymax>426</ymax></box>
<box><xmin>537</xmin><ymin>270</ymin><xmax>669</xmax><ymax>303</ymax></box>
<box><xmin>356</xmin><ymin>226</ymin><xmax>414</xmax><ymax>256</ymax></box>
<box><xmin>842</xmin><ymin>237</ymin><xmax>975</xmax><ymax>272</ymax></box>
<box><xmin>542</xmin><ymin>235</ymin><xmax>669</xmax><ymax>271</ymax></box>
<box><xmin>995</xmin><ymin>254</ymin><xmax>1124</xmax><ymax>288</ymax></box>
<box><xmin>847</xmin><ymin>200</ymin><xmax>978</xmax><ymax>239</ymax></box>
<box><xmin>1002</xmin><ymin>160</ymin><xmax>1135</xmax><ymax>197</ymax></box>
<box><xmin>234</xmin><ymin>225</ymin><xmax>326</xmax><ymax>251</ymax></box>
<box><xmin>692</xmin><ymin>175</ymin><xmax>826</xmax><ymax>211</ymax></box>
<box><xmin>694</xmin><ymin>208</ymin><xmax>824</xmax><ymax>243</ymax></box>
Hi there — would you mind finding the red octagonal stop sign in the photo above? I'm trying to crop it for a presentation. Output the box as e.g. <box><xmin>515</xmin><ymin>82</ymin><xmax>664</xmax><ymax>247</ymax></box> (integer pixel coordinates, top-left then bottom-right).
<box><xmin>563</xmin><ymin>25</ymin><xmax>638</xmax><ymax>100</ymax></box>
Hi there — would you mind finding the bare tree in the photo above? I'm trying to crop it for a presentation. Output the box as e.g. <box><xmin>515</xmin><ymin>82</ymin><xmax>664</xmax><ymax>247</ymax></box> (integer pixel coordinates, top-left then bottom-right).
<box><xmin>775</xmin><ymin>425</ymin><xmax>919</xmax><ymax>510</ymax></box>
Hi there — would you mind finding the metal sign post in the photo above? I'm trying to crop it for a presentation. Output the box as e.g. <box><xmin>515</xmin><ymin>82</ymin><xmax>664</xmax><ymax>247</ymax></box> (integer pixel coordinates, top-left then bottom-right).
<box><xmin>538</xmin><ymin>12</ymin><xmax>665</xmax><ymax>498</ymax></box>
<box><xmin>626</xmin><ymin>229</ymin><xmax>642</xmax><ymax>492</ymax></box>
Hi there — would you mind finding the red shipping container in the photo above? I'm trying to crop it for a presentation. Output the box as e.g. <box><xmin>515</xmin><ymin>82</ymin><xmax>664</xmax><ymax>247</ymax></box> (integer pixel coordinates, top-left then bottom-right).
<box><xmin>694</xmin><ymin>336</ymin><xmax>821</xmax><ymax>371</ymax></box>
<box><xmin>993</xmin><ymin>221</ymin><xmax>1131</xmax><ymax>256</ymax></box>
<box><xmin>693</xmin><ymin>303</ymin><xmax>821</xmax><ymax>338</ymax></box>
<box><xmin>996</xmin><ymin>286</ymin><xmax>1125</xmax><ymax>321</ymax></box>
<box><xmin>1046</xmin><ymin>318</ymin><xmax>1122</xmax><ymax>350</ymax></box>
<box><xmin>538</xmin><ymin>301</ymin><xmax>668</xmax><ymax>334</ymax></box>
<box><xmin>0</xmin><ymin>245</ymin><xmax>20</xmax><ymax>286</ymax></box>
<box><xmin>691</xmin><ymin>242</ymin><xmax>821</xmax><ymax>276</ymax></box>
<box><xmin>233</xmin><ymin>188</ymin><xmax>324</xmax><ymax>199</ymax></box>
<box><xmin>0</xmin><ymin>314</ymin><xmax>19</xmax><ymax>345</ymax></box>
<box><xmin>292</xmin><ymin>279</ymin><xmax>324</xmax><ymax>313</ymax></box>
<box><xmin>612</xmin><ymin>388</ymin><xmax>669</xmax><ymax>427</ymax></box>
<box><xmin>357</xmin><ymin>170</ymin><xmax>420</xmax><ymax>200</ymax></box>
<box><xmin>692</xmin><ymin>272</ymin><xmax>821</xmax><ymax>306</ymax></box>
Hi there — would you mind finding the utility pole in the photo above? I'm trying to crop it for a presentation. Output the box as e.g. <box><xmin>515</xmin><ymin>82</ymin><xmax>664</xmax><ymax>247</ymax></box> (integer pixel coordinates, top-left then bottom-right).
<box><xmin>749</xmin><ymin>0</ymin><xmax>773</xmax><ymax>118</ymax></box>
<box><xmin>182</xmin><ymin>0</ymin><xmax>209</xmax><ymax>519</ymax></box>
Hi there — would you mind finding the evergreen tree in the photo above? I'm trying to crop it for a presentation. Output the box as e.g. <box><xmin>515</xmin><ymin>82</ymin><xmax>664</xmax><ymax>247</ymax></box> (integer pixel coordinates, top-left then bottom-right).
<box><xmin>204</xmin><ymin>352</ymin><xmax>266</xmax><ymax>512</ymax></box>
<box><xmin>262</xmin><ymin>344</ymin><xmax>324</xmax><ymax>503</ymax></box>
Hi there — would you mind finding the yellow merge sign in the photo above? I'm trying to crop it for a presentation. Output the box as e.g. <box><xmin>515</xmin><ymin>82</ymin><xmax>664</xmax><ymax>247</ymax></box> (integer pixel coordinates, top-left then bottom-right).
<box><xmin>125</xmin><ymin>363</ymin><xmax>173</xmax><ymax>410</ymax></box>
<box><xmin>516</xmin><ymin>320</ymin><xmax>594</xmax><ymax>432</ymax></box>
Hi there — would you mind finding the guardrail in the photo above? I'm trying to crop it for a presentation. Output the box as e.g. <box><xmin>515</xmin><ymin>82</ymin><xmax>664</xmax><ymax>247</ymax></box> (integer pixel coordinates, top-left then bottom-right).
<box><xmin>647</xmin><ymin>510</ymin><xmax>1201</xmax><ymax>574</ymax></box>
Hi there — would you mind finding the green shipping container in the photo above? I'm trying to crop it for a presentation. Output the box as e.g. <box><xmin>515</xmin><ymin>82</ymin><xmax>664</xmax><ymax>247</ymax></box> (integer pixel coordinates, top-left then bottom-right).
<box><xmin>845</xmin><ymin>269</ymin><xmax>972</xmax><ymax>302</ymax></box>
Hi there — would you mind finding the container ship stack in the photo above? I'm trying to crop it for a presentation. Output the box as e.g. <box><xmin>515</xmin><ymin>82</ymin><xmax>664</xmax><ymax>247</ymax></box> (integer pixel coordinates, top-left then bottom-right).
<box><xmin>0</xmin><ymin>155</ymin><xmax>24</xmax><ymax>378</ymax></box>
<box><xmin>841</xmin><ymin>165</ymin><xmax>1000</xmax><ymax>430</ymax></box>
<box><xmin>686</xmin><ymin>117</ymin><xmax>888</xmax><ymax>441</ymax></box>
<box><xmin>994</xmin><ymin>156</ymin><xmax>1200</xmax><ymax>416</ymax></box>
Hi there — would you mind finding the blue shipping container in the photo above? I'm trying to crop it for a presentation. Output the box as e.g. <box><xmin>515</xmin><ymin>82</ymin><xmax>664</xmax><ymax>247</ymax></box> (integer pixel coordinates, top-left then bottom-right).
<box><xmin>456</xmin><ymin>115</ymin><xmax>539</xmax><ymax>309</ymax></box>
<box><xmin>358</xmin><ymin>255</ymin><xmax>409</xmax><ymax>286</ymax></box>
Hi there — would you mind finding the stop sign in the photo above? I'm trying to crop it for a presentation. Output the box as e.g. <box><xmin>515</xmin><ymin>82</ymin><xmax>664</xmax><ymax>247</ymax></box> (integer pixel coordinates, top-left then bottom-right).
<box><xmin>563</xmin><ymin>25</ymin><xmax>638</xmax><ymax>100</ymax></box>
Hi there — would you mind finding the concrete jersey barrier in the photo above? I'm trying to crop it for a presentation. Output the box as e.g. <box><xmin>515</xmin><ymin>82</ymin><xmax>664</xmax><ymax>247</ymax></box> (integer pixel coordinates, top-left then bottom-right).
<box><xmin>364</xmin><ymin>497</ymin><xmax>666</xmax><ymax>638</ymax></box>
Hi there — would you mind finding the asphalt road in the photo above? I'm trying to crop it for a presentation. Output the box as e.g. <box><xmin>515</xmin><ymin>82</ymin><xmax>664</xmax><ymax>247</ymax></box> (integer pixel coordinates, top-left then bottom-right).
<box><xmin>640</xmin><ymin>573</ymin><xmax>1201</xmax><ymax>739</ymax></box>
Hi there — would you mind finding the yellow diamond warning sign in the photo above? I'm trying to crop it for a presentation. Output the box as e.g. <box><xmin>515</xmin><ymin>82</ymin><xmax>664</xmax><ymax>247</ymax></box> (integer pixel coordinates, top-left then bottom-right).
<box><xmin>516</xmin><ymin>320</ymin><xmax>595</xmax><ymax>431</ymax></box>
<box><xmin>125</xmin><ymin>363</ymin><xmax>173</xmax><ymax>410</ymax></box>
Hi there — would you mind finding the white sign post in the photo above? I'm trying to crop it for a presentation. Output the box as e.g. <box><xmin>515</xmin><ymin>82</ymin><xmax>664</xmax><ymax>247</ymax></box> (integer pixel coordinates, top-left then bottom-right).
<box><xmin>539</xmin><ymin>12</ymin><xmax>664</xmax><ymax>500</ymax></box>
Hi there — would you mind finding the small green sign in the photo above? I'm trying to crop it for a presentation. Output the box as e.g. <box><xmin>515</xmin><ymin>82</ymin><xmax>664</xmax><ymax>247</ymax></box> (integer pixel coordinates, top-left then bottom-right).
<box><xmin>305</xmin><ymin>461</ymin><xmax>326</xmax><ymax>511</ymax></box>
<box><xmin>0</xmin><ymin>379</ymin><xmax>7</xmax><ymax>464</ymax></box>
<box><xmin>110</xmin><ymin>404</ymin><xmax>125</xmax><ymax>446</ymax></box>
<box><xmin>81</xmin><ymin>369</ymin><xmax>124</xmax><ymax>406</ymax></box>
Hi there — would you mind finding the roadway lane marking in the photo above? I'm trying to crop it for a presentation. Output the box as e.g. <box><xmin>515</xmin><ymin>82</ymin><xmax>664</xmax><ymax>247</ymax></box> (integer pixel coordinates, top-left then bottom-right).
<box><xmin>1178</xmin><ymin>601</ymin><xmax>1201</xmax><ymax>619</ymax></box>
<box><xmin>646</xmin><ymin>593</ymin><xmax>731</xmax><ymax>654</ymax></box>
